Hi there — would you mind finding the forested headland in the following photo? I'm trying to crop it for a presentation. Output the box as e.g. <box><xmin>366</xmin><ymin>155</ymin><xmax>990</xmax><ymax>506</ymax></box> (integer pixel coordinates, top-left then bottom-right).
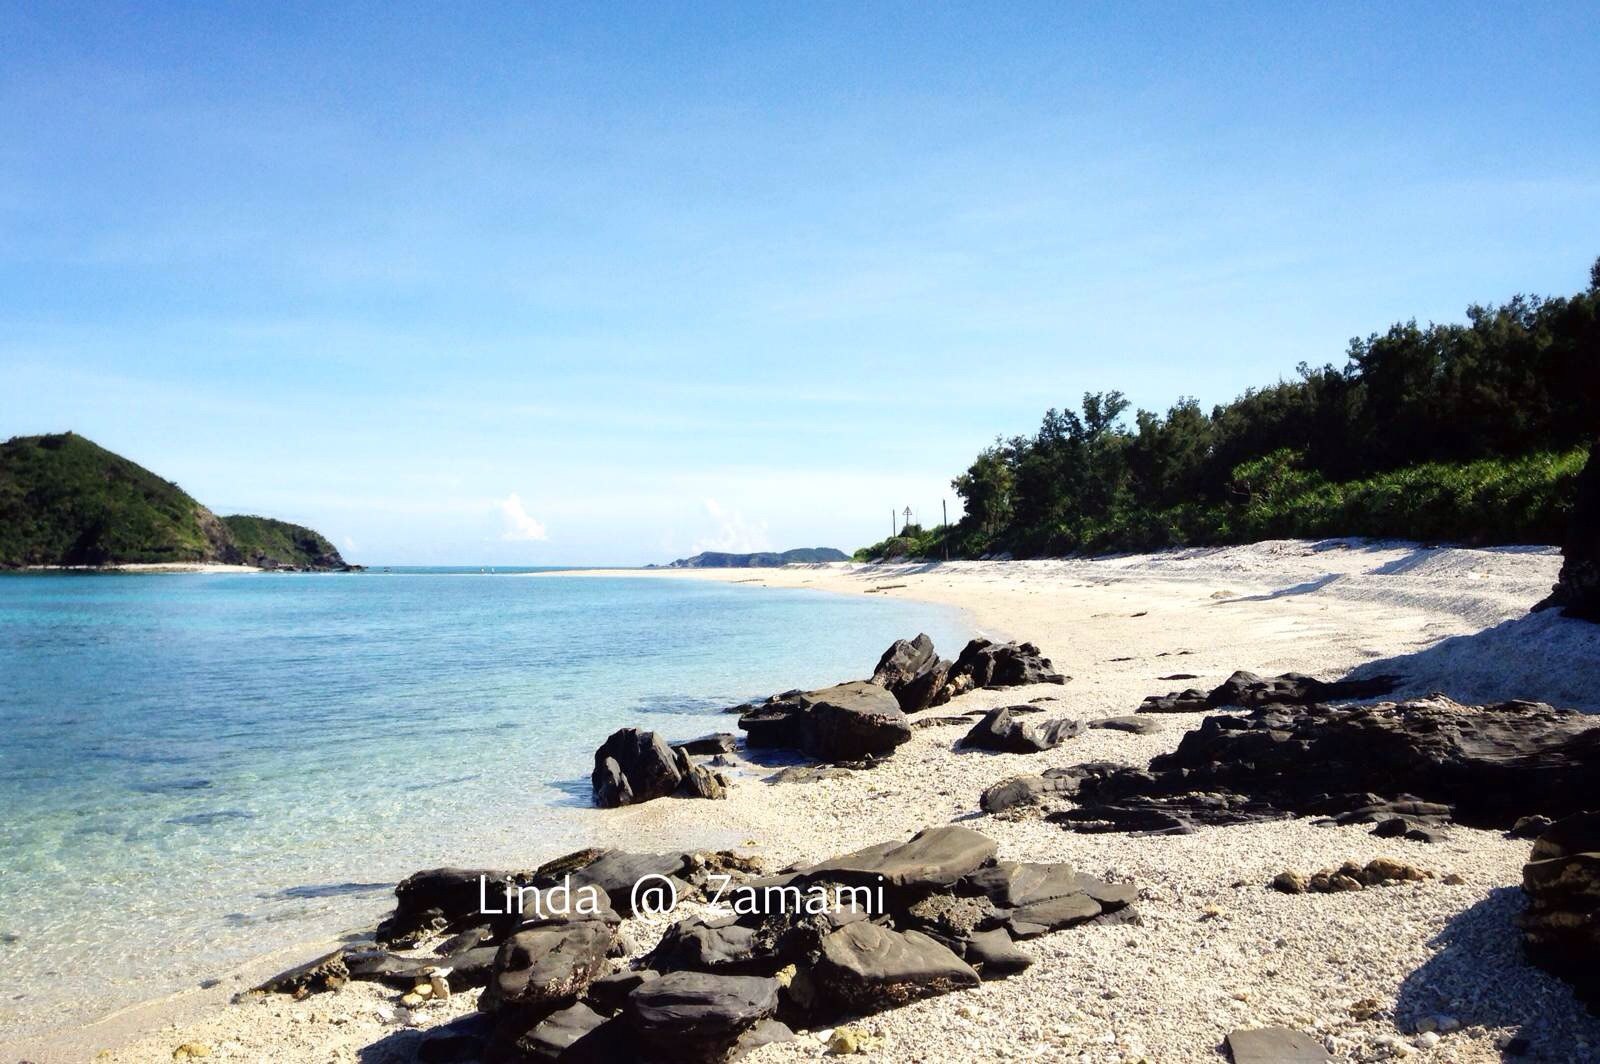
<box><xmin>861</xmin><ymin>260</ymin><xmax>1600</xmax><ymax>560</ymax></box>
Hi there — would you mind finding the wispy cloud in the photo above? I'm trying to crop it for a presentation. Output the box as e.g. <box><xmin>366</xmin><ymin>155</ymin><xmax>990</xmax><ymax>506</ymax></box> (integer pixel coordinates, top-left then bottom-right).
<box><xmin>692</xmin><ymin>498</ymin><xmax>769</xmax><ymax>554</ymax></box>
<box><xmin>498</xmin><ymin>493</ymin><xmax>548</xmax><ymax>541</ymax></box>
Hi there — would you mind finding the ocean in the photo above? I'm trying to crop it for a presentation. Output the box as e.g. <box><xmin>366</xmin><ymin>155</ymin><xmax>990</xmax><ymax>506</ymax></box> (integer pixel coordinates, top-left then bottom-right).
<box><xmin>0</xmin><ymin>569</ymin><xmax>972</xmax><ymax>1036</ymax></box>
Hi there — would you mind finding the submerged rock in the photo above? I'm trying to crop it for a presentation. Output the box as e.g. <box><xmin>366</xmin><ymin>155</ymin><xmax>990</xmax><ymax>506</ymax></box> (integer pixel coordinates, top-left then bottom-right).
<box><xmin>592</xmin><ymin>728</ymin><xmax>683</xmax><ymax>807</ymax></box>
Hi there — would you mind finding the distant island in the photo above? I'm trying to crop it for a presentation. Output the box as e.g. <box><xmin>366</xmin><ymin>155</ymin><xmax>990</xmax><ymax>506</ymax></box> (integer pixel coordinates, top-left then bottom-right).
<box><xmin>650</xmin><ymin>547</ymin><xmax>848</xmax><ymax>568</ymax></box>
<box><xmin>0</xmin><ymin>432</ymin><xmax>357</xmax><ymax>571</ymax></box>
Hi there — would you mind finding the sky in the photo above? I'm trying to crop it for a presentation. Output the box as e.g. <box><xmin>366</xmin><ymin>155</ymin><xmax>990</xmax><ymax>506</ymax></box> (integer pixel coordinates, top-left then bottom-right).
<box><xmin>2</xmin><ymin>3</ymin><xmax>1598</xmax><ymax>565</ymax></box>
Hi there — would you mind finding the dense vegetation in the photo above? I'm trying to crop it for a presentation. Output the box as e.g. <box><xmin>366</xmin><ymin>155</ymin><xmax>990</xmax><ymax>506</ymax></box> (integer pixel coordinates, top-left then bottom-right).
<box><xmin>0</xmin><ymin>433</ymin><xmax>351</xmax><ymax>569</ymax></box>
<box><xmin>223</xmin><ymin>515</ymin><xmax>347</xmax><ymax>570</ymax></box>
<box><xmin>656</xmin><ymin>548</ymin><xmax>849</xmax><ymax>568</ymax></box>
<box><xmin>859</xmin><ymin>260</ymin><xmax>1600</xmax><ymax>560</ymax></box>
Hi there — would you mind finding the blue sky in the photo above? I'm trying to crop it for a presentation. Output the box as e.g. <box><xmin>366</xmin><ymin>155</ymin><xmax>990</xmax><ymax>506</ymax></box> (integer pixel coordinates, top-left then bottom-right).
<box><xmin>3</xmin><ymin>3</ymin><xmax>1598</xmax><ymax>564</ymax></box>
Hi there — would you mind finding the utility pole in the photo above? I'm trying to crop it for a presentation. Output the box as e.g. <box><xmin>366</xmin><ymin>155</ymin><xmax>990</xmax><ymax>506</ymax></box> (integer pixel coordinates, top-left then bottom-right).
<box><xmin>942</xmin><ymin>499</ymin><xmax>949</xmax><ymax>560</ymax></box>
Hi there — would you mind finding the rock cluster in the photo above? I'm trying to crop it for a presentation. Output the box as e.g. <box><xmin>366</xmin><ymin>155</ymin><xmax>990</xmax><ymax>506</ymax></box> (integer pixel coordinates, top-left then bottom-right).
<box><xmin>959</xmin><ymin>706</ymin><xmax>1080</xmax><ymax>754</ymax></box>
<box><xmin>869</xmin><ymin>633</ymin><xmax>950</xmax><ymax>712</ymax></box>
<box><xmin>592</xmin><ymin>728</ymin><xmax>730</xmax><ymax>808</ymax></box>
<box><xmin>1056</xmin><ymin>697</ymin><xmax>1600</xmax><ymax>835</ymax></box>
<box><xmin>1269</xmin><ymin>857</ymin><xmax>1431</xmax><ymax>894</ymax></box>
<box><xmin>1536</xmin><ymin>436</ymin><xmax>1600</xmax><ymax>621</ymax></box>
<box><xmin>1521</xmin><ymin>811</ymin><xmax>1600</xmax><ymax>1009</ymax></box>
<box><xmin>1137</xmin><ymin>669</ymin><xmax>1400</xmax><ymax>714</ymax></box>
<box><xmin>255</xmin><ymin>827</ymin><xmax>1133</xmax><ymax>1062</ymax></box>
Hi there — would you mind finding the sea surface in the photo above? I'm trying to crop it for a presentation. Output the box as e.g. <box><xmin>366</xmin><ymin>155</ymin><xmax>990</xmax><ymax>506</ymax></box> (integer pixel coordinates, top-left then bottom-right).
<box><xmin>0</xmin><ymin>568</ymin><xmax>972</xmax><ymax>1035</ymax></box>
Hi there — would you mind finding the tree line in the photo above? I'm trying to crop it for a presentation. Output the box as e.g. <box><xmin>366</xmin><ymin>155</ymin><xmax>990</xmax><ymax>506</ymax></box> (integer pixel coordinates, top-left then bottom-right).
<box><xmin>863</xmin><ymin>259</ymin><xmax>1600</xmax><ymax>559</ymax></box>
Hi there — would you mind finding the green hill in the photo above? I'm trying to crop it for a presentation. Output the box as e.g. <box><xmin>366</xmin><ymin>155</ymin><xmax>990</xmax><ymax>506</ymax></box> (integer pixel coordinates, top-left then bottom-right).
<box><xmin>0</xmin><ymin>433</ymin><xmax>353</xmax><ymax>570</ymax></box>
<box><xmin>222</xmin><ymin>515</ymin><xmax>347</xmax><ymax>570</ymax></box>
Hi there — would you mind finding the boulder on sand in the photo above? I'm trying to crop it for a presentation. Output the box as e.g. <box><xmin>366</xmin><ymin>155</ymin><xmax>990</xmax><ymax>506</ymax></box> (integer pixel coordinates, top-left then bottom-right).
<box><xmin>937</xmin><ymin>639</ymin><xmax>1068</xmax><ymax>700</ymax></box>
<box><xmin>480</xmin><ymin>921</ymin><xmax>613</xmax><ymax>1016</ymax></box>
<box><xmin>870</xmin><ymin>633</ymin><xmax>951</xmax><ymax>713</ymax></box>
<box><xmin>592</xmin><ymin>728</ymin><xmax>682</xmax><ymax>807</ymax></box>
<box><xmin>800</xmin><ymin>681</ymin><xmax>912</xmax><ymax>761</ymax></box>
<box><xmin>1521</xmin><ymin>811</ymin><xmax>1600</xmax><ymax>1009</ymax></box>
<box><xmin>737</xmin><ymin>682</ymin><xmax>911</xmax><ymax>762</ymax></box>
<box><xmin>802</xmin><ymin>825</ymin><xmax>998</xmax><ymax>892</ymax></box>
<box><xmin>960</xmin><ymin>707</ymin><xmax>1080</xmax><ymax>754</ymax></box>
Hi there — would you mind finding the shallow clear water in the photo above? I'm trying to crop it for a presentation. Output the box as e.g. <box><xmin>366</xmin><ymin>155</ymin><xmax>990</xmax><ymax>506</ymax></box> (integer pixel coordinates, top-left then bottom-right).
<box><xmin>0</xmin><ymin>569</ymin><xmax>971</xmax><ymax>1034</ymax></box>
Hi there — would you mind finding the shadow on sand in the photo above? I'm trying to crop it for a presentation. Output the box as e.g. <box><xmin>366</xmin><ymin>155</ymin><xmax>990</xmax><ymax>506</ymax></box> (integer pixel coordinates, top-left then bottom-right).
<box><xmin>1396</xmin><ymin>887</ymin><xmax>1592</xmax><ymax>1062</ymax></box>
<box><xmin>1339</xmin><ymin>611</ymin><xmax>1600</xmax><ymax>712</ymax></box>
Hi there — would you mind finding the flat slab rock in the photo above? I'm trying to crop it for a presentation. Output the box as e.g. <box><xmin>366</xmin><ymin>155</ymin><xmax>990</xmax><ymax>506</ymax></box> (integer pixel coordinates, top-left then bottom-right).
<box><xmin>626</xmin><ymin>970</ymin><xmax>780</xmax><ymax>1042</ymax></box>
<box><xmin>802</xmin><ymin>825</ymin><xmax>998</xmax><ymax>891</ymax></box>
<box><xmin>812</xmin><ymin>922</ymin><xmax>980</xmax><ymax>1013</ymax></box>
<box><xmin>1226</xmin><ymin>1026</ymin><xmax>1333</xmax><ymax>1063</ymax></box>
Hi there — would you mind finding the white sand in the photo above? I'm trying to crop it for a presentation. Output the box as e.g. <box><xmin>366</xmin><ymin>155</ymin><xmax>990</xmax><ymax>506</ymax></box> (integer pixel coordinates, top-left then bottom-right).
<box><xmin>14</xmin><ymin>540</ymin><xmax>1600</xmax><ymax>1063</ymax></box>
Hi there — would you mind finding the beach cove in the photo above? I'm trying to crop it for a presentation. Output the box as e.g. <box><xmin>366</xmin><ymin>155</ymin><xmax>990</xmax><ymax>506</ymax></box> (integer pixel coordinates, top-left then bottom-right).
<box><xmin>6</xmin><ymin>539</ymin><xmax>1597</xmax><ymax>1062</ymax></box>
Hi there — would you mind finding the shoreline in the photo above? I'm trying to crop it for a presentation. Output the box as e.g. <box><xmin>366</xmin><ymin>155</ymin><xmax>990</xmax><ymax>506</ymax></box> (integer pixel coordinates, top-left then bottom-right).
<box><xmin>18</xmin><ymin>562</ymin><xmax>267</xmax><ymax>573</ymax></box>
<box><xmin>9</xmin><ymin>538</ymin><xmax>1600</xmax><ymax>1062</ymax></box>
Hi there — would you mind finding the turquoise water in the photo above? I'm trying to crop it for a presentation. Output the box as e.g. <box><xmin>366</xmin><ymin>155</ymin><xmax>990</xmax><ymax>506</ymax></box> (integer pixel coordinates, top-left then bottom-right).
<box><xmin>0</xmin><ymin>569</ymin><xmax>971</xmax><ymax>1035</ymax></box>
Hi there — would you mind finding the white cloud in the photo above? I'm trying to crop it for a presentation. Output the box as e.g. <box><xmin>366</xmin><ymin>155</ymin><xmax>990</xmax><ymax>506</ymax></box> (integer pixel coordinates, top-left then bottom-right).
<box><xmin>499</xmin><ymin>493</ymin><xmax>548</xmax><ymax>541</ymax></box>
<box><xmin>692</xmin><ymin>498</ymin><xmax>770</xmax><ymax>554</ymax></box>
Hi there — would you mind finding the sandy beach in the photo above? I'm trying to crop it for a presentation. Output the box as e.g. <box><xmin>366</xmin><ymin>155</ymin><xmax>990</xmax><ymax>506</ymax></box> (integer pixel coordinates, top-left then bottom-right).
<box><xmin>15</xmin><ymin>539</ymin><xmax>1600</xmax><ymax>1063</ymax></box>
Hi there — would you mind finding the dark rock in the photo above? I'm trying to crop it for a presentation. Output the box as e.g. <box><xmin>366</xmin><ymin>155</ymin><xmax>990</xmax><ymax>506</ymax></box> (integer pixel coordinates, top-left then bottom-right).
<box><xmin>570</xmin><ymin>851</ymin><xmax>693</xmax><ymax>914</ymax></box>
<box><xmin>344</xmin><ymin>948</ymin><xmax>433</xmax><ymax>987</ymax></box>
<box><xmin>937</xmin><ymin>639</ymin><xmax>1068</xmax><ymax>701</ymax></box>
<box><xmin>625</xmin><ymin>971</ymin><xmax>780</xmax><ymax>1061</ymax></box>
<box><xmin>802</xmin><ymin>825</ymin><xmax>997</xmax><ymax>892</ymax></box>
<box><xmin>592</xmin><ymin>728</ymin><xmax>683</xmax><ymax>808</ymax></box>
<box><xmin>810</xmin><ymin>923</ymin><xmax>980</xmax><ymax>1015</ymax></box>
<box><xmin>499</xmin><ymin>1001</ymin><xmax>610</xmax><ymax>1061</ymax></box>
<box><xmin>1137</xmin><ymin>688</ymin><xmax>1211</xmax><ymax>713</ymax></box>
<box><xmin>1520</xmin><ymin>811</ymin><xmax>1600</xmax><ymax>1009</ymax></box>
<box><xmin>960</xmin><ymin>707</ymin><xmax>1080</xmax><ymax>754</ymax></box>
<box><xmin>1206</xmin><ymin>669</ymin><xmax>1401</xmax><ymax>708</ymax></box>
<box><xmin>1225</xmin><ymin>1026</ymin><xmax>1333</xmax><ymax>1063</ymax></box>
<box><xmin>870</xmin><ymin>633</ymin><xmax>951</xmax><ymax>713</ymax></box>
<box><xmin>481</xmin><ymin>922</ymin><xmax>614</xmax><ymax>1017</ymax></box>
<box><xmin>960</xmin><ymin>860</ymin><xmax>1135</xmax><ymax>937</ymax></box>
<box><xmin>673</xmin><ymin>733</ymin><xmax>738</xmax><ymax>756</ymax></box>
<box><xmin>799</xmin><ymin>682</ymin><xmax>912</xmax><ymax>761</ymax></box>
<box><xmin>677</xmin><ymin>764</ymin><xmax>728</xmax><ymax>800</ymax></box>
<box><xmin>961</xmin><ymin>927</ymin><xmax>1032</xmax><ymax>979</ymax></box>
<box><xmin>1511</xmin><ymin>814</ymin><xmax>1556</xmax><ymax>839</ymax></box>
<box><xmin>1536</xmin><ymin>437</ymin><xmax>1600</xmax><ymax>621</ymax></box>
<box><xmin>734</xmin><ymin>692</ymin><xmax>808</xmax><ymax>748</ymax></box>
<box><xmin>1061</xmin><ymin>698</ymin><xmax>1600</xmax><ymax>834</ymax></box>
<box><xmin>913</xmin><ymin>715</ymin><xmax>974</xmax><ymax>729</ymax></box>
<box><xmin>731</xmin><ymin>1018</ymin><xmax>796</xmax><ymax>1059</ymax></box>
<box><xmin>1088</xmin><ymin>715</ymin><xmax>1160</xmax><ymax>734</ymax></box>
<box><xmin>902</xmin><ymin>892</ymin><xmax>1000</xmax><ymax>941</ymax></box>
<box><xmin>434</xmin><ymin>926</ymin><xmax>492</xmax><ymax>956</ymax></box>
<box><xmin>377</xmin><ymin>867</ymin><xmax>529</xmax><ymax>946</ymax></box>
<box><xmin>419</xmin><ymin>1013</ymin><xmax>494</xmax><ymax>1063</ymax></box>
<box><xmin>443</xmin><ymin>945</ymin><xmax>501</xmax><ymax>990</ymax></box>
<box><xmin>646</xmin><ymin>915</ymin><xmax>776</xmax><ymax>975</ymax></box>
<box><xmin>252</xmin><ymin>949</ymin><xmax>348</xmax><ymax>996</ymax></box>
<box><xmin>588</xmin><ymin>969</ymin><xmax>658</xmax><ymax>1013</ymax></box>
<box><xmin>768</xmin><ymin>765</ymin><xmax>853</xmax><ymax>784</ymax></box>
<box><xmin>979</xmin><ymin>763</ymin><xmax>1126</xmax><ymax>814</ymax></box>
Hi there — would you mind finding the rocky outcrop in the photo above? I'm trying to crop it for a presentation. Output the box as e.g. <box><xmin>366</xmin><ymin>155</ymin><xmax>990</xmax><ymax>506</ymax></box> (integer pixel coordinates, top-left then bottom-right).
<box><xmin>936</xmin><ymin>639</ymin><xmax>1068</xmax><ymax>703</ymax></box>
<box><xmin>959</xmin><ymin>707</ymin><xmax>1080</xmax><ymax>754</ymax></box>
<box><xmin>1520</xmin><ymin>812</ymin><xmax>1600</xmax><ymax>1009</ymax></box>
<box><xmin>979</xmin><ymin>763</ymin><xmax>1125</xmax><ymax>814</ymax></box>
<box><xmin>1059</xmin><ymin>697</ymin><xmax>1600</xmax><ymax>836</ymax></box>
<box><xmin>1537</xmin><ymin>437</ymin><xmax>1600</xmax><ymax>621</ymax></box>
<box><xmin>736</xmin><ymin>682</ymin><xmax>911</xmax><ymax>762</ymax></box>
<box><xmin>870</xmin><ymin>633</ymin><xmax>951</xmax><ymax>713</ymax></box>
<box><xmin>1138</xmin><ymin>669</ymin><xmax>1400</xmax><ymax>713</ymax></box>
<box><xmin>260</xmin><ymin>827</ymin><xmax>1128</xmax><ymax>1061</ymax></box>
